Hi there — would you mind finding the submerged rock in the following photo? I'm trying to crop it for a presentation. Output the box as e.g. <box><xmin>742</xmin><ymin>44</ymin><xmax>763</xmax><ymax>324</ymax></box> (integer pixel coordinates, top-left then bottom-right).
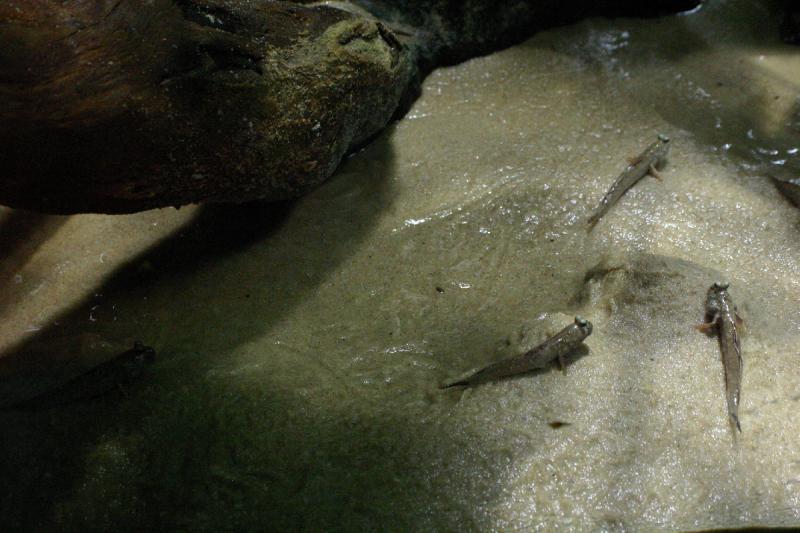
<box><xmin>0</xmin><ymin>0</ymin><xmax>698</xmax><ymax>213</ymax></box>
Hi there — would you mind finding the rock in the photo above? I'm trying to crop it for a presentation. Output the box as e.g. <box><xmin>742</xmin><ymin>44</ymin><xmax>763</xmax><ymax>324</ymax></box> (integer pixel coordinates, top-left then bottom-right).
<box><xmin>0</xmin><ymin>1</ymin><xmax>412</xmax><ymax>213</ymax></box>
<box><xmin>0</xmin><ymin>0</ymin><xmax>698</xmax><ymax>213</ymax></box>
<box><xmin>362</xmin><ymin>0</ymin><xmax>701</xmax><ymax>67</ymax></box>
<box><xmin>780</xmin><ymin>0</ymin><xmax>800</xmax><ymax>44</ymax></box>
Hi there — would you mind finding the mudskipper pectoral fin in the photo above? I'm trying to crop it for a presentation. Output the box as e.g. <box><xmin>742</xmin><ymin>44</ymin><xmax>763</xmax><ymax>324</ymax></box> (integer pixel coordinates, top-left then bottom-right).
<box><xmin>648</xmin><ymin>164</ymin><xmax>664</xmax><ymax>182</ymax></box>
<box><xmin>557</xmin><ymin>353</ymin><xmax>567</xmax><ymax>375</ymax></box>
<box><xmin>695</xmin><ymin>322</ymin><xmax>715</xmax><ymax>333</ymax></box>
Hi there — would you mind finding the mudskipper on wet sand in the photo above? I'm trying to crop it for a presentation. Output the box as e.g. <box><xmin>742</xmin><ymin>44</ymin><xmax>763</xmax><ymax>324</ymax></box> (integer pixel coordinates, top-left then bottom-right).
<box><xmin>441</xmin><ymin>317</ymin><xmax>593</xmax><ymax>388</ymax></box>
<box><xmin>697</xmin><ymin>282</ymin><xmax>744</xmax><ymax>433</ymax></box>
<box><xmin>6</xmin><ymin>342</ymin><xmax>156</xmax><ymax>411</ymax></box>
<box><xmin>588</xmin><ymin>134</ymin><xmax>671</xmax><ymax>229</ymax></box>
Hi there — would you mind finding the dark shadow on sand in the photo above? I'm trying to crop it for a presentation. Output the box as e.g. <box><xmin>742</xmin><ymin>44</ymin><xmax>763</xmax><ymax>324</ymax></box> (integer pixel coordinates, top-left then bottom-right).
<box><xmin>0</xmin><ymin>210</ymin><xmax>69</xmax><ymax>317</ymax></box>
<box><xmin>0</xmin><ymin>126</ymin><xmax>398</xmax><ymax>529</ymax></box>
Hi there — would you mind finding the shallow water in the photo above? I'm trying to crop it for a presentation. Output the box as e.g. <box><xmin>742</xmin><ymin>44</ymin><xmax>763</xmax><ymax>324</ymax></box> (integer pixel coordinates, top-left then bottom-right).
<box><xmin>1</xmin><ymin>0</ymin><xmax>800</xmax><ymax>530</ymax></box>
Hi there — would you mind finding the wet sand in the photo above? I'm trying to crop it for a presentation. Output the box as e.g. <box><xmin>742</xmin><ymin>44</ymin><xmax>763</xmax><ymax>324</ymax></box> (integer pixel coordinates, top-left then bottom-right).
<box><xmin>1</xmin><ymin>1</ymin><xmax>799</xmax><ymax>529</ymax></box>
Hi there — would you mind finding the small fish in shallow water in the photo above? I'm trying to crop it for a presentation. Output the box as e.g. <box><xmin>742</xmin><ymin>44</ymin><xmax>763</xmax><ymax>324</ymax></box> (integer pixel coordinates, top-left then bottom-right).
<box><xmin>588</xmin><ymin>134</ymin><xmax>671</xmax><ymax>229</ymax></box>
<box><xmin>697</xmin><ymin>282</ymin><xmax>743</xmax><ymax>433</ymax></box>
<box><xmin>441</xmin><ymin>317</ymin><xmax>593</xmax><ymax>388</ymax></box>
<box><xmin>8</xmin><ymin>342</ymin><xmax>156</xmax><ymax>410</ymax></box>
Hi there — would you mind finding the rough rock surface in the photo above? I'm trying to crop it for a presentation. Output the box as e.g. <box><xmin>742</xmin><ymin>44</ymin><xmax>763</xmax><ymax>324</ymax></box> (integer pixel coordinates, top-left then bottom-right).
<box><xmin>0</xmin><ymin>1</ymin><xmax>412</xmax><ymax>213</ymax></box>
<box><xmin>1</xmin><ymin>0</ymin><xmax>697</xmax><ymax>213</ymax></box>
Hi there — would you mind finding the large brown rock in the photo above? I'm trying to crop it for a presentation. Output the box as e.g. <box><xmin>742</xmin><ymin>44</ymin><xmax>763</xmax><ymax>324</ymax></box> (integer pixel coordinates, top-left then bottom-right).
<box><xmin>0</xmin><ymin>0</ymin><xmax>412</xmax><ymax>213</ymax></box>
<box><xmin>0</xmin><ymin>0</ymin><xmax>699</xmax><ymax>213</ymax></box>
